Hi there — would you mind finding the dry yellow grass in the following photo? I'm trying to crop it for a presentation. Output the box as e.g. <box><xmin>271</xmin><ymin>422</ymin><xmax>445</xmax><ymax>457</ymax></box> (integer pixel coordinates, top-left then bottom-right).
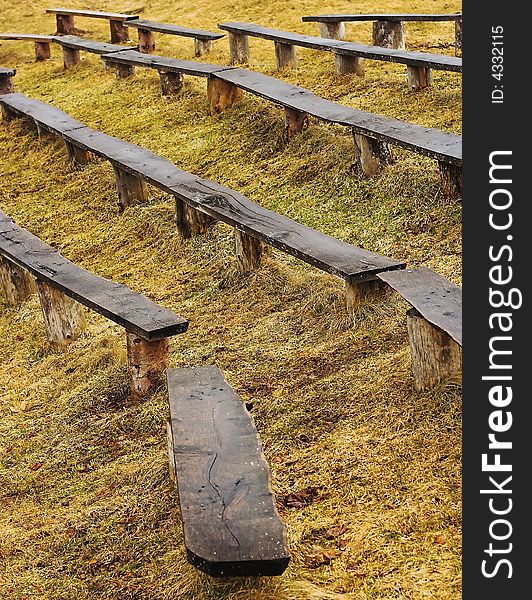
<box><xmin>1</xmin><ymin>1</ymin><xmax>461</xmax><ymax>598</ymax></box>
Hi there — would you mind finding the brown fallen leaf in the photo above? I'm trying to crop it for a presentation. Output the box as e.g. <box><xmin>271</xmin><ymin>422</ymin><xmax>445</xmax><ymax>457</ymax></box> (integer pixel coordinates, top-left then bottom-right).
<box><xmin>304</xmin><ymin>545</ymin><xmax>341</xmax><ymax>568</ymax></box>
<box><xmin>325</xmin><ymin>524</ymin><xmax>349</xmax><ymax>539</ymax></box>
<box><xmin>283</xmin><ymin>486</ymin><xmax>319</xmax><ymax>508</ymax></box>
<box><xmin>30</xmin><ymin>462</ymin><xmax>44</xmax><ymax>471</ymax></box>
<box><xmin>433</xmin><ymin>533</ymin><xmax>445</xmax><ymax>545</ymax></box>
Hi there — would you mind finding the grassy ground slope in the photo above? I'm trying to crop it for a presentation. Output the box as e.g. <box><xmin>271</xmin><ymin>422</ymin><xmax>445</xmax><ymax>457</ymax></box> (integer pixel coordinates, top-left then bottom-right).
<box><xmin>0</xmin><ymin>1</ymin><xmax>461</xmax><ymax>598</ymax></box>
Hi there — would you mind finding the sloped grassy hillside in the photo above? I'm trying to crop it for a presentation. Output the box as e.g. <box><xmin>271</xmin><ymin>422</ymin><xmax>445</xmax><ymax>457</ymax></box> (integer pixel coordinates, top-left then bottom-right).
<box><xmin>0</xmin><ymin>1</ymin><xmax>461</xmax><ymax>598</ymax></box>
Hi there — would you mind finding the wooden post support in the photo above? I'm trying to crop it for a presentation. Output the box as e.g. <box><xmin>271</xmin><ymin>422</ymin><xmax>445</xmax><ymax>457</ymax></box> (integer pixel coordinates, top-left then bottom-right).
<box><xmin>407</xmin><ymin>308</ymin><xmax>462</xmax><ymax>391</ymax></box>
<box><xmin>62</xmin><ymin>46</ymin><xmax>80</xmax><ymax>69</ymax></box>
<box><xmin>234</xmin><ymin>229</ymin><xmax>263</xmax><ymax>273</ymax></box>
<box><xmin>0</xmin><ymin>73</ymin><xmax>14</xmax><ymax>95</ymax></box>
<box><xmin>284</xmin><ymin>107</ymin><xmax>308</xmax><ymax>140</ymax></box>
<box><xmin>274</xmin><ymin>42</ymin><xmax>297</xmax><ymax>69</ymax></box>
<box><xmin>207</xmin><ymin>76</ymin><xmax>243</xmax><ymax>115</ymax></box>
<box><xmin>56</xmin><ymin>14</ymin><xmax>76</xmax><ymax>35</ymax></box>
<box><xmin>115</xmin><ymin>63</ymin><xmax>135</xmax><ymax>79</ymax></box>
<box><xmin>0</xmin><ymin>256</ymin><xmax>35</xmax><ymax>305</ymax></box>
<box><xmin>64</xmin><ymin>141</ymin><xmax>92</xmax><ymax>166</ymax></box>
<box><xmin>126</xmin><ymin>332</ymin><xmax>169</xmax><ymax>400</ymax></box>
<box><xmin>318</xmin><ymin>22</ymin><xmax>345</xmax><ymax>39</ymax></box>
<box><xmin>372</xmin><ymin>20</ymin><xmax>405</xmax><ymax>49</ymax></box>
<box><xmin>334</xmin><ymin>53</ymin><xmax>364</xmax><ymax>76</ymax></box>
<box><xmin>228</xmin><ymin>32</ymin><xmax>250</xmax><ymax>64</ymax></box>
<box><xmin>138</xmin><ymin>28</ymin><xmax>155</xmax><ymax>53</ymax></box>
<box><xmin>439</xmin><ymin>162</ymin><xmax>462</xmax><ymax>199</ymax></box>
<box><xmin>109</xmin><ymin>19</ymin><xmax>129</xmax><ymax>44</ymax></box>
<box><xmin>34</xmin><ymin>41</ymin><xmax>51</xmax><ymax>61</ymax></box>
<box><xmin>345</xmin><ymin>278</ymin><xmax>389</xmax><ymax>313</ymax></box>
<box><xmin>194</xmin><ymin>38</ymin><xmax>213</xmax><ymax>57</ymax></box>
<box><xmin>159</xmin><ymin>71</ymin><xmax>184</xmax><ymax>96</ymax></box>
<box><xmin>407</xmin><ymin>65</ymin><xmax>433</xmax><ymax>90</ymax></box>
<box><xmin>113</xmin><ymin>166</ymin><xmax>148</xmax><ymax>210</ymax></box>
<box><xmin>455</xmin><ymin>19</ymin><xmax>462</xmax><ymax>57</ymax></box>
<box><xmin>37</xmin><ymin>281</ymin><xmax>85</xmax><ymax>346</ymax></box>
<box><xmin>175</xmin><ymin>199</ymin><xmax>216</xmax><ymax>238</ymax></box>
<box><xmin>352</xmin><ymin>132</ymin><xmax>392</xmax><ymax>177</ymax></box>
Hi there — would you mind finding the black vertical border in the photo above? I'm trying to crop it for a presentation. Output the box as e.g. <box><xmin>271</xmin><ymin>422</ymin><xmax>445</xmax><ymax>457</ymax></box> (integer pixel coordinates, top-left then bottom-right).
<box><xmin>463</xmin><ymin>1</ymin><xmax>531</xmax><ymax>597</ymax></box>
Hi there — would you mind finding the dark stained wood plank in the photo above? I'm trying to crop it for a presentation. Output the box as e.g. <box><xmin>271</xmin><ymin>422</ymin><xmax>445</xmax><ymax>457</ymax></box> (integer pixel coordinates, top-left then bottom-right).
<box><xmin>0</xmin><ymin>33</ymin><xmax>57</xmax><ymax>41</ymax></box>
<box><xmin>46</xmin><ymin>8</ymin><xmax>139</xmax><ymax>21</ymax></box>
<box><xmin>167</xmin><ymin>365</ymin><xmax>290</xmax><ymax>577</ymax></box>
<box><xmin>378</xmin><ymin>267</ymin><xmax>462</xmax><ymax>345</ymax></box>
<box><xmin>125</xmin><ymin>19</ymin><xmax>224</xmax><ymax>40</ymax></box>
<box><xmin>217</xmin><ymin>23</ymin><xmax>462</xmax><ymax>71</ymax></box>
<box><xmin>53</xmin><ymin>35</ymin><xmax>135</xmax><ymax>55</ymax></box>
<box><xmin>0</xmin><ymin>67</ymin><xmax>16</xmax><ymax>76</ymax></box>
<box><xmin>100</xmin><ymin>49</ymin><xmax>234</xmax><ymax>77</ymax></box>
<box><xmin>0</xmin><ymin>209</ymin><xmax>188</xmax><ymax>340</ymax></box>
<box><xmin>302</xmin><ymin>14</ymin><xmax>462</xmax><ymax>23</ymax></box>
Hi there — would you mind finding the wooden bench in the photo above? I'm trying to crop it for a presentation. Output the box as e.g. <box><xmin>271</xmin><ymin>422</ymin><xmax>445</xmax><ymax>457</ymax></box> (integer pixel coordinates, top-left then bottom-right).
<box><xmin>124</xmin><ymin>19</ymin><xmax>224</xmax><ymax>57</ymax></box>
<box><xmin>46</xmin><ymin>7</ymin><xmax>139</xmax><ymax>43</ymax></box>
<box><xmin>167</xmin><ymin>365</ymin><xmax>290</xmax><ymax>576</ymax></box>
<box><xmin>217</xmin><ymin>22</ymin><xmax>462</xmax><ymax>90</ymax></box>
<box><xmin>302</xmin><ymin>14</ymin><xmax>462</xmax><ymax>56</ymax></box>
<box><xmin>0</xmin><ymin>208</ymin><xmax>188</xmax><ymax>400</ymax></box>
<box><xmin>100</xmin><ymin>50</ymin><xmax>461</xmax><ymax>196</ymax></box>
<box><xmin>0</xmin><ymin>67</ymin><xmax>15</xmax><ymax>95</ymax></box>
<box><xmin>378</xmin><ymin>267</ymin><xmax>462</xmax><ymax>390</ymax></box>
<box><xmin>1</xmin><ymin>92</ymin><xmax>406</xmax><ymax>310</ymax></box>
<box><xmin>53</xmin><ymin>35</ymin><xmax>135</xmax><ymax>69</ymax></box>
<box><xmin>0</xmin><ymin>33</ymin><xmax>56</xmax><ymax>61</ymax></box>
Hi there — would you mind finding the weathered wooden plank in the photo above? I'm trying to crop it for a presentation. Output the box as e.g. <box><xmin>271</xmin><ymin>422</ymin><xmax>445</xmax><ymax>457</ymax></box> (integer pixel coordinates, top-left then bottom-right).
<box><xmin>378</xmin><ymin>267</ymin><xmax>462</xmax><ymax>346</ymax></box>
<box><xmin>0</xmin><ymin>33</ymin><xmax>56</xmax><ymax>41</ymax></box>
<box><xmin>302</xmin><ymin>14</ymin><xmax>462</xmax><ymax>23</ymax></box>
<box><xmin>46</xmin><ymin>8</ymin><xmax>139</xmax><ymax>21</ymax></box>
<box><xmin>167</xmin><ymin>365</ymin><xmax>290</xmax><ymax>577</ymax></box>
<box><xmin>125</xmin><ymin>19</ymin><xmax>224</xmax><ymax>40</ymax></box>
<box><xmin>218</xmin><ymin>23</ymin><xmax>462</xmax><ymax>72</ymax></box>
<box><xmin>53</xmin><ymin>35</ymin><xmax>135</xmax><ymax>55</ymax></box>
<box><xmin>0</xmin><ymin>209</ymin><xmax>188</xmax><ymax>340</ymax></box>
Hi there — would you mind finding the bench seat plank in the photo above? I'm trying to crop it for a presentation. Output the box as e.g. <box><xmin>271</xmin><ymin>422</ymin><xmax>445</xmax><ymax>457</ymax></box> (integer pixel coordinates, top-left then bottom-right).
<box><xmin>218</xmin><ymin>22</ymin><xmax>462</xmax><ymax>71</ymax></box>
<box><xmin>378</xmin><ymin>267</ymin><xmax>462</xmax><ymax>345</ymax></box>
<box><xmin>46</xmin><ymin>8</ymin><xmax>139</xmax><ymax>21</ymax></box>
<box><xmin>167</xmin><ymin>365</ymin><xmax>290</xmax><ymax>577</ymax></box>
<box><xmin>0</xmin><ymin>67</ymin><xmax>16</xmax><ymax>77</ymax></box>
<box><xmin>125</xmin><ymin>19</ymin><xmax>224</xmax><ymax>41</ymax></box>
<box><xmin>101</xmin><ymin>49</ymin><xmax>234</xmax><ymax>77</ymax></box>
<box><xmin>0</xmin><ymin>33</ymin><xmax>56</xmax><ymax>41</ymax></box>
<box><xmin>302</xmin><ymin>14</ymin><xmax>462</xmax><ymax>23</ymax></box>
<box><xmin>53</xmin><ymin>35</ymin><xmax>134</xmax><ymax>55</ymax></box>
<box><xmin>0</xmin><ymin>210</ymin><xmax>188</xmax><ymax>340</ymax></box>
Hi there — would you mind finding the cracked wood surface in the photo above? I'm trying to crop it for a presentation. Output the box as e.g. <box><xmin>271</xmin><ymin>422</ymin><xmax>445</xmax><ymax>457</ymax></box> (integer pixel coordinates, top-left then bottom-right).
<box><xmin>0</xmin><ymin>209</ymin><xmax>188</xmax><ymax>340</ymax></box>
<box><xmin>167</xmin><ymin>365</ymin><xmax>290</xmax><ymax>576</ymax></box>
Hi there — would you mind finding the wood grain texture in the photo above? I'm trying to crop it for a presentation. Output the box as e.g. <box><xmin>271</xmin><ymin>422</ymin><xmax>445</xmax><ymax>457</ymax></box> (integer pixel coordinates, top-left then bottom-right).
<box><xmin>0</xmin><ymin>209</ymin><xmax>188</xmax><ymax>340</ymax></box>
<box><xmin>125</xmin><ymin>19</ymin><xmax>224</xmax><ymax>40</ymax></box>
<box><xmin>167</xmin><ymin>365</ymin><xmax>290</xmax><ymax>577</ymax></box>
<box><xmin>372</xmin><ymin>20</ymin><xmax>405</xmax><ymax>49</ymax></box>
<box><xmin>378</xmin><ymin>267</ymin><xmax>462</xmax><ymax>346</ymax></box>
<box><xmin>0</xmin><ymin>255</ymin><xmax>35</xmax><ymax>305</ymax></box>
<box><xmin>302</xmin><ymin>14</ymin><xmax>462</xmax><ymax>23</ymax></box>
<box><xmin>218</xmin><ymin>23</ymin><xmax>462</xmax><ymax>71</ymax></box>
<box><xmin>37</xmin><ymin>280</ymin><xmax>85</xmax><ymax>346</ymax></box>
<box><xmin>127</xmin><ymin>332</ymin><xmax>169</xmax><ymax>400</ymax></box>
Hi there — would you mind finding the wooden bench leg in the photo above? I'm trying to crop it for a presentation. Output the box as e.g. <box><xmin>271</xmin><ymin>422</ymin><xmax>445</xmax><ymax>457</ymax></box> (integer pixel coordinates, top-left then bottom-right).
<box><xmin>175</xmin><ymin>199</ymin><xmax>216</xmax><ymax>238</ymax></box>
<box><xmin>110</xmin><ymin>19</ymin><xmax>129</xmax><ymax>44</ymax></box>
<box><xmin>284</xmin><ymin>107</ymin><xmax>308</xmax><ymax>140</ymax></box>
<box><xmin>228</xmin><ymin>32</ymin><xmax>250</xmax><ymax>64</ymax></box>
<box><xmin>235</xmin><ymin>230</ymin><xmax>262</xmax><ymax>273</ymax></box>
<box><xmin>64</xmin><ymin>141</ymin><xmax>92</xmax><ymax>166</ymax></box>
<box><xmin>0</xmin><ymin>256</ymin><xmax>35</xmax><ymax>305</ymax></box>
<box><xmin>126</xmin><ymin>332</ymin><xmax>169</xmax><ymax>401</ymax></box>
<box><xmin>115</xmin><ymin>63</ymin><xmax>135</xmax><ymax>79</ymax></box>
<box><xmin>159</xmin><ymin>71</ymin><xmax>184</xmax><ymax>96</ymax></box>
<box><xmin>439</xmin><ymin>162</ymin><xmax>462</xmax><ymax>199</ymax></box>
<box><xmin>34</xmin><ymin>41</ymin><xmax>51</xmax><ymax>61</ymax></box>
<box><xmin>455</xmin><ymin>19</ymin><xmax>462</xmax><ymax>57</ymax></box>
<box><xmin>372</xmin><ymin>20</ymin><xmax>405</xmax><ymax>49</ymax></box>
<box><xmin>62</xmin><ymin>47</ymin><xmax>80</xmax><ymax>69</ymax></box>
<box><xmin>207</xmin><ymin>76</ymin><xmax>243</xmax><ymax>114</ymax></box>
<box><xmin>318</xmin><ymin>22</ymin><xmax>345</xmax><ymax>39</ymax></box>
<box><xmin>407</xmin><ymin>308</ymin><xmax>462</xmax><ymax>391</ymax></box>
<box><xmin>37</xmin><ymin>281</ymin><xmax>85</xmax><ymax>346</ymax></box>
<box><xmin>113</xmin><ymin>166</ymin><xmax>148</xmax><ymax>210</ymax></box>
<box><xmin>138</xmin><ymin>28</ymin><xmax>155</xmax><ymax>53</ymax></box>
<box><xmin>334</xmin><ymin>53</ymin><xmax>364</xmax><ymax>76</ymax></box>
<box><xmin>407</xmin><ymin>66</ymin><xmax>433</xmax><ymax>90</ymax></box>
<box><xmin>194</xmin><ymin>38</ymin><xmax>213</xmax><ymax>57</ymax></box>
<box><xmin>274</xmin><ymin>42</ymin><xmax>296</xmax><ymax>69</ymax></box>
<box><xmin>353</xmin><ymin>132</ymin><xmax>392</xmax><ymax>177</ymax></box>
<box><xmin>56</xmin><ymin>14</ymin><xmax>75</xmax><ymax>35</ymax></box>
<box><xmin>345</xmin><ymin>278</ymin><xmax>389</xmax><ymax>313</ymax></box>
<box><xmin>0</xmin><ymin>73</ymin><xmax>14</xmax><ymax>95</ymax></box>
